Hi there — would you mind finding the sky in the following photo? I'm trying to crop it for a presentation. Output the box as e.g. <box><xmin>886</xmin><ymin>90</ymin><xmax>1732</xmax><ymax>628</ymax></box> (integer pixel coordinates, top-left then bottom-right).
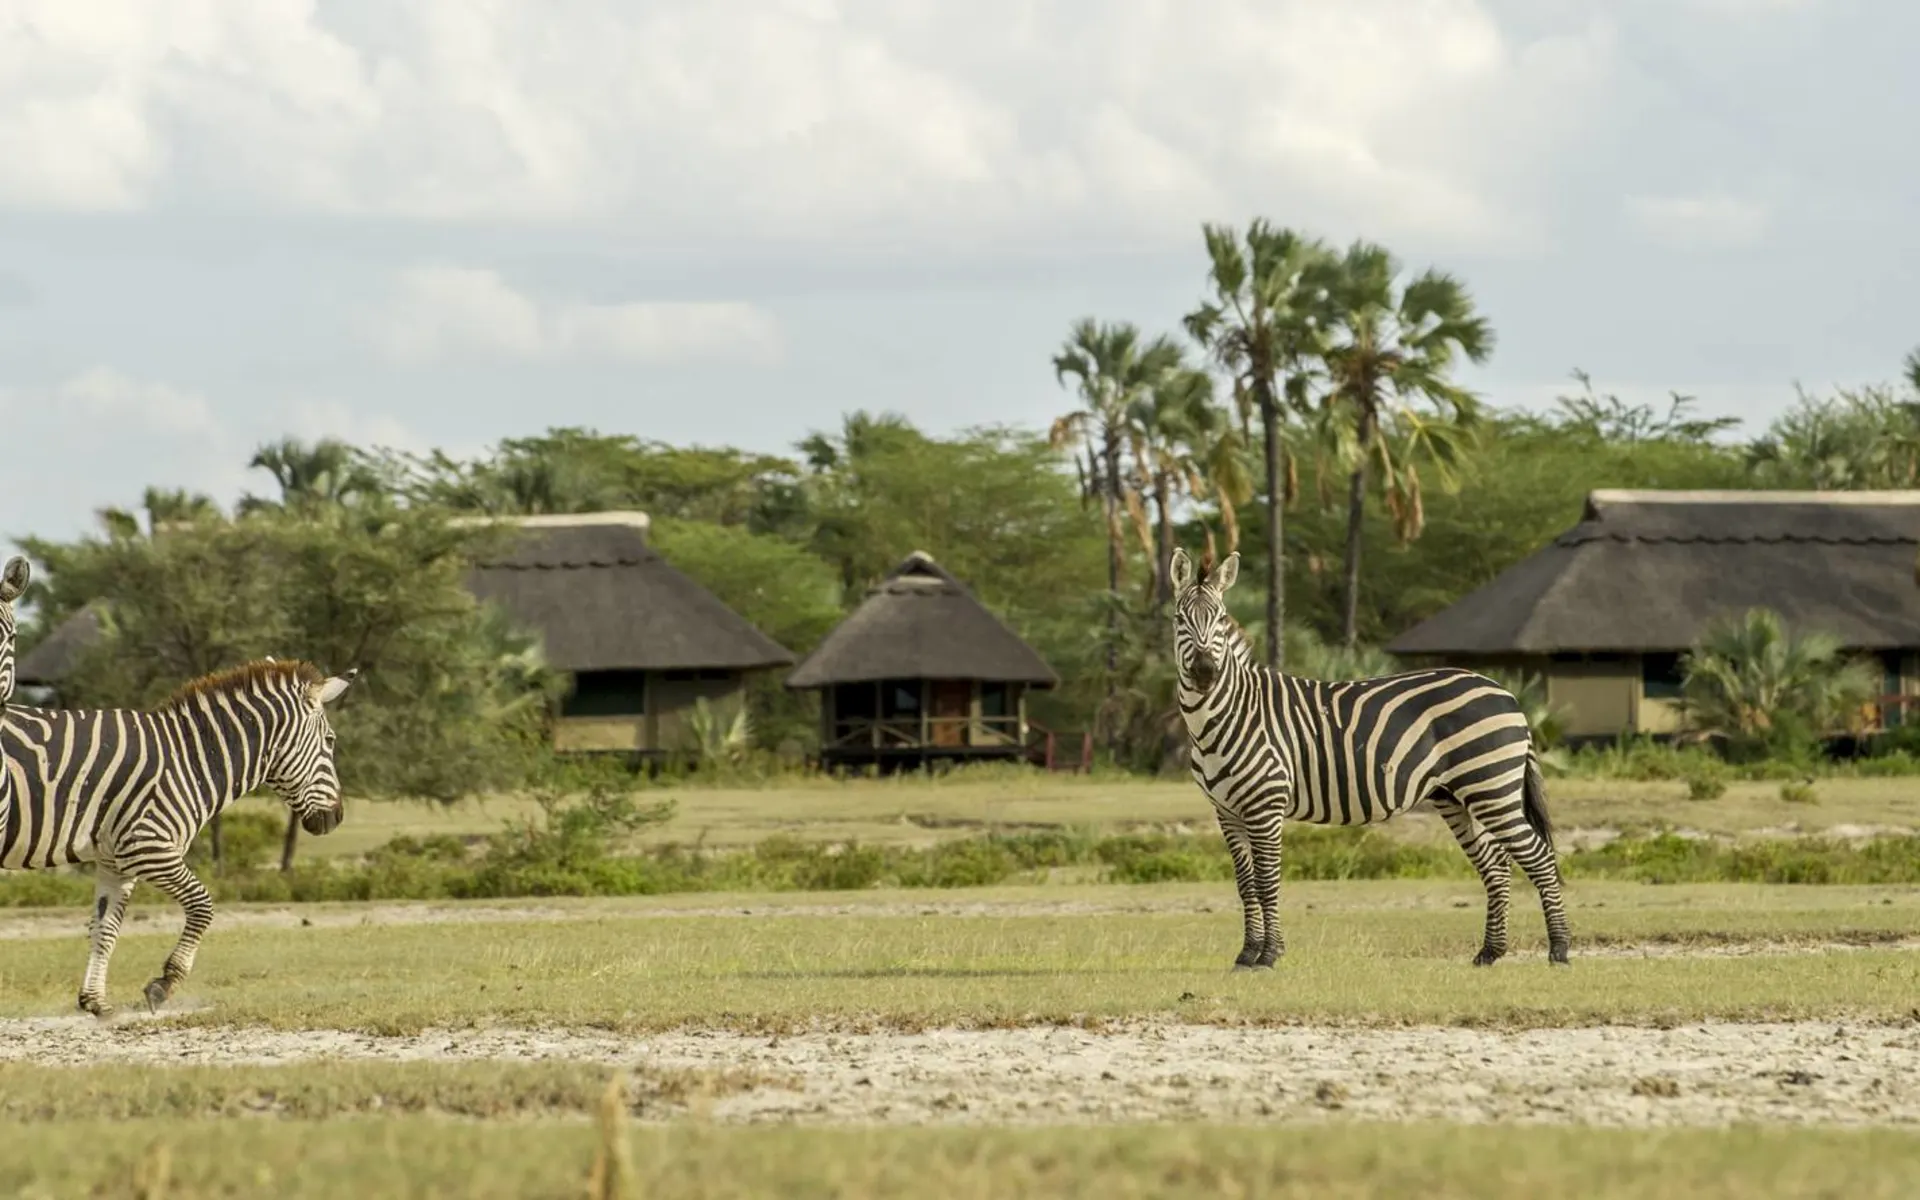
<box><xmin>1</xmin><ymin>0</ymin><xmax>1914</xmax><ymax>551</ymax></box>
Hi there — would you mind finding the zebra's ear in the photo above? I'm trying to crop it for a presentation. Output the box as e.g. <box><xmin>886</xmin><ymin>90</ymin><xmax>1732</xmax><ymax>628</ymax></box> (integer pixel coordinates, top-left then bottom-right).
<box><xmin>1169</xmin><ymin>547</ymin><xmax>1193</xmax><ymax>594</ymax></box>
<box><xmin>1211</xmin><ymin>551</ymin><xmax>1240</xmax><ymax>594</ymax></box>
<box><xmin>313</xmin><ymin>671</ymin><xmax>356</xmax><ymax>707</ymax></box>
<box><xmin>0</xmin><ymin>556</ymin><xmax>30</xmax><ymax>604</ymax></box>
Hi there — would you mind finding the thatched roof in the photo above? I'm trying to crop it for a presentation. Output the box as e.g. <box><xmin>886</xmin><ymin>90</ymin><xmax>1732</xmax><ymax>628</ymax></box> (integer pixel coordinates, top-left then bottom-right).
<box><xmin>785</xmin><ymin>551</ymin><xmax>1058</xmax><ymax>689</ymax></box>
<box><xmin>1388</xmin><ymin>489</ymin><xmax>1920</xmax><ymax>656</ymax></box>
<box><xmin>16</xmin><ymin>603</ymin><xmax>102</xmax><ymax>686</ymax></box>
<box><xmin>462</xmin><ymin>512</ymin><xmax>794</xmax><ymax>673</ymax></box>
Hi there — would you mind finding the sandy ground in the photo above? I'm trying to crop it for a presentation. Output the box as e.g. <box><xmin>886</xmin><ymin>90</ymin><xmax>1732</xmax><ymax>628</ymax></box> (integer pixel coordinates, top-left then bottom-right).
<box><xmin>1</xmin><ymin>1016</ymin><xmax>1915</xmax><ymax>1128</ymax></box>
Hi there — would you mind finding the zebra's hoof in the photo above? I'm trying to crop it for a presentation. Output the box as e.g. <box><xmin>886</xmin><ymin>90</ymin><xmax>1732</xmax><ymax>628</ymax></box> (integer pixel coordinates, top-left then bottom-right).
<box><xmin>1472</xmin><ymin>948</ymin><xmax>1504</xmax><ymax>967</ymax></box>
<box><xmin>1548</xmin><ymin>945</ymin><xmax>1571</xmax><ymax>967</ymax></box>
<box><xmin>77</xmin><ymin>993</ymin><xmax>112</xmax><ymax>1020</ymax></box>
<box><xmin>142</xmin><ymin>978</ymin><xmax>172</xmax><ymax>1012</ymax></box>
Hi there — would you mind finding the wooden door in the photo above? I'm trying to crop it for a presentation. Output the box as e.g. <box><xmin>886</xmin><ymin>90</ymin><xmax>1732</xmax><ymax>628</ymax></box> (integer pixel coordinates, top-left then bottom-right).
<box><xmin>930</xmin><ymin>680</ymin><xmax>971</xmax><ymax>747</ymax></box>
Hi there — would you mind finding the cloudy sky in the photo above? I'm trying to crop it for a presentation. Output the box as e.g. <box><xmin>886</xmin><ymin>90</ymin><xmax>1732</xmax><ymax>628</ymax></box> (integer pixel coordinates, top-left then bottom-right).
<box><xmin>1</xmin><ymin>0</ymin><xmax>1913</xmax><ymax>550</ymax></box>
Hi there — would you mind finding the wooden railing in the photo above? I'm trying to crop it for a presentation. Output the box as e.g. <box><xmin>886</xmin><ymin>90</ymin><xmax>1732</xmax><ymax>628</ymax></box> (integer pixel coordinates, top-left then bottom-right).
<box><xmin>827</xmin><ymin>715</ymin><xmax>1025</xmax><ymax>750</ymax></box>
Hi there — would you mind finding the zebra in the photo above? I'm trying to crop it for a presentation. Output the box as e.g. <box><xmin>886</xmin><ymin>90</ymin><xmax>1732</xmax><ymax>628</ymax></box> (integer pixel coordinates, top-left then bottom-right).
<box><xmin>0</xmin><ymin>657</ymin><xmax>356</xmax><ymax>1017</ymax></box>
<box><xmin>0</xmin><ymin>555</ymin><xmax>31</xmax><ymax>713</ymax></box>
<box><xmin>1169</xmin><ymin>546</ymin><xmax>1570</xmax><ymax>971</ymax></box>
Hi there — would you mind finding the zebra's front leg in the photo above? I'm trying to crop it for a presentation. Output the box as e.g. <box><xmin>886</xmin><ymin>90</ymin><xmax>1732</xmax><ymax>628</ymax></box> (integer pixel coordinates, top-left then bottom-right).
<box><xmin>134</xmin><ymin>859</ymin><xmax>215</xmax><ymax>1012</ymax></box>
<box><xmin>77</xmin><ymin>868</ymin><xmax>137</xmax><ymax>1020</ymax></box>
<box><xmin>1214</xmin><ymin>810</ymin><xmax>1264</xmax><ymax>970</ymax></box>
<box><xmin>1249</xmin><ymin>812</ymin><xmax>1286</xmax><ymax>968</ymax></box>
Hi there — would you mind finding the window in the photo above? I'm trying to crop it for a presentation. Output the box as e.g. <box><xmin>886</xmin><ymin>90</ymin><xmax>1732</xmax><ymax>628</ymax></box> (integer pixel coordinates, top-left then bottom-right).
<box><xmin>834</xmin><ymin>683</ymin><xmax>878</xmax><ymax>720</ymax></box>
<box><xmin>1640</xmin><ymin>653</ymin><xmax>1686</xmax><ymax>701</ymax></box>
<box><xmin>880</xmin><ymin>679</ymin><xmax>922</xmax><ymax>719</ymax></box>
<box><xmin>561</xmin><ymin>670</ymin><xmax>647</xmax><ymax>717</ymax></box>
<box><xmin>979</xmin><ymin>682</ymin><xmax>1010</xmax><ymax>719</ymax></box>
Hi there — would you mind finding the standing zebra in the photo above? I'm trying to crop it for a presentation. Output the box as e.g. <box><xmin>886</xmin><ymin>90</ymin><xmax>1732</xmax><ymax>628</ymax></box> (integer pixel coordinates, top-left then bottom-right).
<box><xmin>0</xmin><ymin>555</ymin><xmax>31</xmax><ymax>713</ymax></box>
<box><xmin>1170</xmin><ymin>547</ymin><xmax>1570</xmax><ymax>970</ymax></box>
<box><xmin>0</xmin><ymin>658</ymin><xmax>356</xmax><ymax>1017</ymax></box>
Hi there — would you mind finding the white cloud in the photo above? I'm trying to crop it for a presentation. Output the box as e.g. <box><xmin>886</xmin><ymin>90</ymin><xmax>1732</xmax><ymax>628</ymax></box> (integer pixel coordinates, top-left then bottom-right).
<box><xmin>1625</xmin><ymin>192</ymin><xmax>1771</xmax><ymax>250</ymax></box>
<box><xmin>0</xmin><ymin>0</ymin><xmax>1621</xmax><ymax>250</ymax></box>
<box><xmin>372</xmin><ymin>266</ymin><xmax>784</xmax><ymax>366</ymax></box>
<box><xmin>50</xmin><ymin>366</ymin><xmax>220</xmax><ymax>436</ymax></box>
<box><xmin>282</xmin><ymin>399</ymin><xmax>433</xmax><ymax>455</ymax></box>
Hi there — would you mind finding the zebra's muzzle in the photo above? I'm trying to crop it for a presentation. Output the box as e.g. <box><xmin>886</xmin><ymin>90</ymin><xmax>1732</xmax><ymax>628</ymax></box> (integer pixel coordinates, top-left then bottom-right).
<box><xmin>1189</xmin><ymin>655</ymin><xmax>1218</xmax><ymax>693</ymax></box>
<box><xmin>300</xmin><ymin>803</ymin><xmax>344</xmax><ymax>836</ymax></box>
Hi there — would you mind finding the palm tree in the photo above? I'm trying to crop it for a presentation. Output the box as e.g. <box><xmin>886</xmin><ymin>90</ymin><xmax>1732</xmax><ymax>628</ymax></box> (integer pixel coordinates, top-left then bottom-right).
<box><xmin>240</xmin><ymin>438</ymin><xmax>385</xmax><ymax>514</ymax></box>
<box><xmin>1184</xmin><ymin>222</ymin><xmax>1334</xmax><ymax>670</ymax></box>
<box><xmin>1680</xmin><ymin>608</ymin><xmax>1878</xmax><ymax>762</ymax></box>
<box><xmin>1125</xmin><ymin>365</ymin><xmax>1216</xmax><ymax>608</ymax></box>
<box><xmin>1315</xmin><ymin>241</ymin><xmax>1493</xmax><ymax>648</ymax></box>
<box><xmin>1052</xmin><ymin>319</ymin><xmax>1184</xmax><ymax>688</ymax></box>
<box><xmin>1905</xmin><ymin>346</ymin><xmax>1920</xmax><ymax>396</ymax></box>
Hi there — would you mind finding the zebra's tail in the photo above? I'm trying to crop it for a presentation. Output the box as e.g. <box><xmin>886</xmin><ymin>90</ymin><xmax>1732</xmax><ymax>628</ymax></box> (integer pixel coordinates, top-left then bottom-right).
<box><xmin>1522</xmin><ymin>749</ymin><xmax>1555</xmax><ymax>854</ymax></box>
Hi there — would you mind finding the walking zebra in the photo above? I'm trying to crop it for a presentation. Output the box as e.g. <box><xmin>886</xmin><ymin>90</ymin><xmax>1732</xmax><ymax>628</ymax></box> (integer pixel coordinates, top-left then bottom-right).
<box><xmin>0</xmin><ymin>555</ymin><xmax>31</xmax><ymax>713</ymax></box>
<box><xmin>1170</xmin><ymin>547</ymin><xmax>1570</xmax><ymax>970</ymax></box>
<box><xmin>0</xmin><ymin>658</ymin><xmax>356</xmax><ymax>1017</ymax></box>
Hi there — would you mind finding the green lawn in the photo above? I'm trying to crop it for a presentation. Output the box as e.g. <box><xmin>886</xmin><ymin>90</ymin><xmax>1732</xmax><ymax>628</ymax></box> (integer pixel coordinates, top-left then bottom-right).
<box><xmin>294</xmin><ymin>772</ymin><xmax>1920</xmax><ymax>863</ymax></box>
<box><xmin>4</xmin><ymin>880</ymin><xmax>1915</xmax><ymax>1032</ymax></box>
<box><xmin>9</xmin><ymin>1115</ymin><xmax>1917</xmax><ymax>1199</ymax></box>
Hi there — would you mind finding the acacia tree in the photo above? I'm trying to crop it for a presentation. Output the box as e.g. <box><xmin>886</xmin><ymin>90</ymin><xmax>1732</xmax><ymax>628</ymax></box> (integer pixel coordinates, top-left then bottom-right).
<box><xmin>1051</xmin><ymin>319</ymin><xmax>1184</xmax><ymax>691</ymax></box>
<box><xmin>1315</xmin><ymin>241</ymin><xmax>1493</xmax><ymax>648</ymax></box>
<box><xmin>1185</xmin><ymin>222</ymin><xmax>1333</xmax><ymax>670</ymax></box>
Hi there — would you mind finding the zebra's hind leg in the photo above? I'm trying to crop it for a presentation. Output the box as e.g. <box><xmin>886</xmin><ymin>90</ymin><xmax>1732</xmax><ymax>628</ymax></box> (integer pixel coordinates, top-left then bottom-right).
<box><xmin>1430</xmin><ymin>792</ymin><xmax>1514</xmax><ymax>967</ymax></box>
<box><xmin>77</xmin><ymin>867</ymin><xmax>137</xmax><ymax>1019</ymax></box>
<box><xmin>1482</xmin><ymin>808</ymin><xmax>1572</xmax><ymax>967</ymax></box>
<box><xmin>135</xmin><ymin>859</ymin><xmax>216</xmax><ymax>1011</ymax></box>
<box><xmin>1214</xmin><ymin>810</ymin><xmax>1265</xmax><ymax>970</ymax></box>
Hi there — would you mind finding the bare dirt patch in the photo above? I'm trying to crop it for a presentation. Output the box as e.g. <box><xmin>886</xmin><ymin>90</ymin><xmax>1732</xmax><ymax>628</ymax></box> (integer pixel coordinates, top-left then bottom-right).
<box><xmin>1</xmin><ymin>1018</ymin><xmax>1915</xmax><ymax>1128</ymax></box>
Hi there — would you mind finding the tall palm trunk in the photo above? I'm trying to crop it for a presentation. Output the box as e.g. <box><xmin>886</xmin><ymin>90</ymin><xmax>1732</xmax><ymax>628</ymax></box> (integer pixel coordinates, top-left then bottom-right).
<box><xmin>1260</xmin><ymin>392</ymin><xmax>1284</xmax><ymax>671</ymax></box>
<box><xmin>1152</xmin><ymin>471</ymin><xmax>1175</xmax><ymax>610</ymax></box>
<box><xmin>1340</xmin><ymin>406</ymin><xmax>1377</xmax><ymax>649</ymax></box>
<box><xmin>1101</xmin><ymin>425</ymin><xmax>1123</xmax><ymax>713</ymax></box>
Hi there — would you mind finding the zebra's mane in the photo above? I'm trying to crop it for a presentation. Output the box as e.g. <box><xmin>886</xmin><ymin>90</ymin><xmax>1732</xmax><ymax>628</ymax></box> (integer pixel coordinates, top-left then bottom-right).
<box><xmin>162</xmin><ymin>659</ymin><xmax>323</xmax><ymax>710</ymax></box>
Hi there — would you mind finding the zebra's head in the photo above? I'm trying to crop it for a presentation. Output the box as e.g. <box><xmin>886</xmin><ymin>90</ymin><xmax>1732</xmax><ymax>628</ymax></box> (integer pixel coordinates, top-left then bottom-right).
<box><xmin>264</xmin><ymin>666</ymin><xmax>357</xmax><ymax>836</ymax></box>
<box><xmin>1169</xmin><ymin>546</ymin><xmax>1239</xmax><ymax>693</ymax></box>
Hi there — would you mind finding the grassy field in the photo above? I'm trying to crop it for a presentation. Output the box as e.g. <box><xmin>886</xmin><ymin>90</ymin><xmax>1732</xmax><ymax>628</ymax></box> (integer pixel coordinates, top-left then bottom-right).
<box><xmin>5</xmin><ymin>877</ymin><xmax>1917</xmax><ymax>1198</ymax></box>
<box><xmin>9</xmin><ymin>1115</ymin><xmax>1919</xmax><ymax>1199</ymax></box>
<box><xmin>4</xmin><ymin>880</ymin><xmax>1916</xmax><ymax>1031</ymax></box>
<box><xmin>300</xmin><ymin>771</ymin><xmax>1920</xmax><ymax>862</ymax></box>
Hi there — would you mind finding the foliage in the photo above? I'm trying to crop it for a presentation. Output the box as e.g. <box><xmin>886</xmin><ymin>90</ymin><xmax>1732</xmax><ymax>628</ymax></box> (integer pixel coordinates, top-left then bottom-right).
<box><xmin>14</xmin><ymin>818</ymin><xmax>1920</xmax><ymax>909</ymax></box>
<box><xmin>1747</xmin><ymin>385</ymin><xmax>1920</xmax><ymax>490</ymax></box>
<box><xmin>1679</xmin><ymin>609</ymin><xmax>1880</xmax><ymax>762</ymax></box>
<box><xmin>25</xmin><ymin>505</ymin><xmax>556</xmax><ymax>801</ymax></box>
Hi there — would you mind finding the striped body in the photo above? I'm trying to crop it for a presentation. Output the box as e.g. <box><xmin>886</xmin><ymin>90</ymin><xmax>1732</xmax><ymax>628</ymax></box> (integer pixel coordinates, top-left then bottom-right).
<box><xmin>0</xmin><ymin>659</ymin><xmax>355</xmax><ymax>1017</ymax></box>
<box><xmin>1172</xmin><ymin>547</ymin><xmax>1570</xmax><ymax>969</ymax></box>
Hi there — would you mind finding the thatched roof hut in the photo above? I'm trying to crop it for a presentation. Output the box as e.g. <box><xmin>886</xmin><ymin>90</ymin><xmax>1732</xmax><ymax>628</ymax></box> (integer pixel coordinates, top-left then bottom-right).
<box><xmin>786</xmin><ymin>551</ymin><xmax>1057</xmax><ymax>768</ymax></box>
<box><xmin>15</xmin><ymin>603</ymin><xmax>103</xmax><ymax>689</ymax></box>
<box><xmin>1388</xmin><ymin>489</ymin><xmax>1920</xmax><ymax>740</ymax></box>
<box><xmin>462</xmin><ymin>512</ymin><xmax>793</xmax><ymax>674</ymax></box>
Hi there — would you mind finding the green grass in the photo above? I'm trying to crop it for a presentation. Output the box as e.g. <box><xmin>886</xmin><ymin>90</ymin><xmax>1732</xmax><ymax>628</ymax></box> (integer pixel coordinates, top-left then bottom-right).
<box><xmin>289</xmin><ymin>771</ymin><xmax>1920</xmax><ymax>863</ymax></box>
<box><xmin>10</xmin><ymin>1116</ymin><xmax>1919</xmax><ymax>1199</ymax></box>
<box><xmin>4</xmin><ymin>881</ymin><xmax>1915</xmax><ymax>1032</ymax></box>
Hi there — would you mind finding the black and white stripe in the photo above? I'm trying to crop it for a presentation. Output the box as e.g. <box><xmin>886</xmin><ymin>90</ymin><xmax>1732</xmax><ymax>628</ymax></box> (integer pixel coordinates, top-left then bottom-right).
<box><xmin>0</xmin><ymin>658</ymin><xmax>356</xmax><ymax>1017</ymax></box>
<box><xmin>1170</xmin><ymin>547</ymin><xmax>1570</xmax><ymax>970</ymax></box>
